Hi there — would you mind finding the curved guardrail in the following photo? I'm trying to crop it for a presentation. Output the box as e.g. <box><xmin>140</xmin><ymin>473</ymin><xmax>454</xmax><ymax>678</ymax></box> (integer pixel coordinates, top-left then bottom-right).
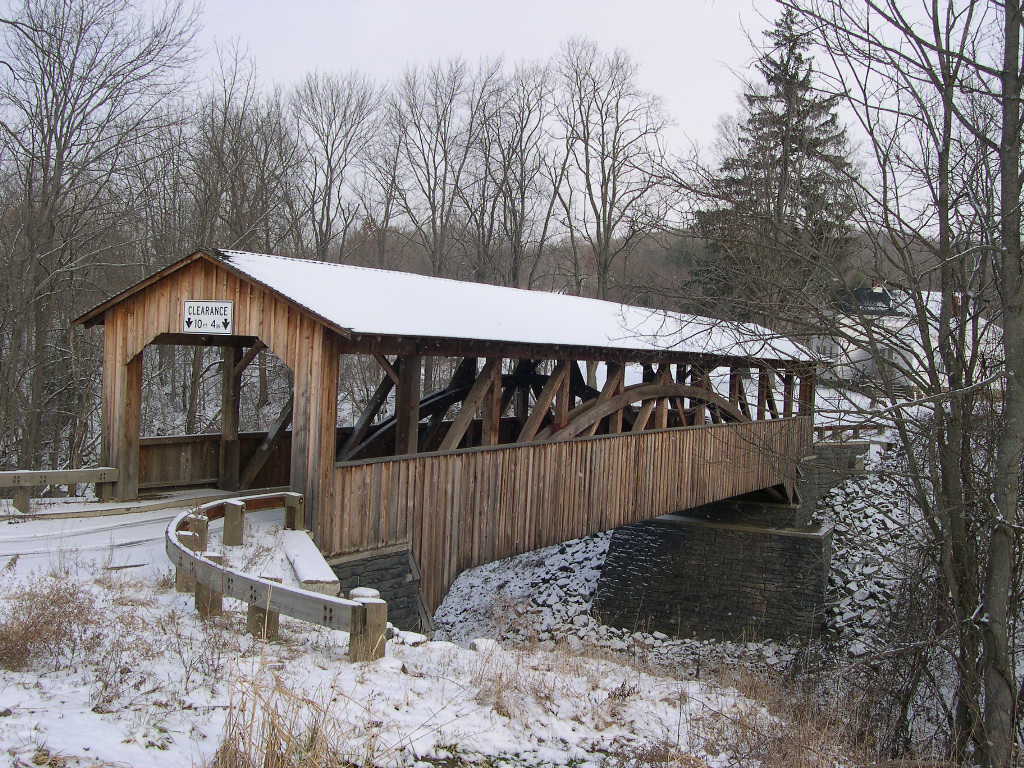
<box><xmin>164</xmin><ymin>491</ymin><xmax>387</xmax><ymax>661</ymax></box>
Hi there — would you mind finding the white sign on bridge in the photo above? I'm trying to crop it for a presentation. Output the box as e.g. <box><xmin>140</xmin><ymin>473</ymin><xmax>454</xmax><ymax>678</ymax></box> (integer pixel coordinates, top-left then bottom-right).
<box><xmin>183</xmin><ymin>300</ymin><xmax>234</xmax><ymax>334</ymax></box>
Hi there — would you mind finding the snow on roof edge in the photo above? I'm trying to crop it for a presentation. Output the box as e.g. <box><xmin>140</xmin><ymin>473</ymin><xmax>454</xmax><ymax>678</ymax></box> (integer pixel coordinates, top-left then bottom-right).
<box><xmin>218</xmin><ymin>249</ymin><xmax>813</xmax><ymax>362</ymax></box>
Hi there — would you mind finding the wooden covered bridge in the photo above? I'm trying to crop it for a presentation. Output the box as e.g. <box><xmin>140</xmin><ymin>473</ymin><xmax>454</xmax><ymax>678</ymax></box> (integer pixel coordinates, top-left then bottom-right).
<box><xmin>74</xmin><ymin>249</ymin><xmax>816</xmax><ymax>615</ymax></box>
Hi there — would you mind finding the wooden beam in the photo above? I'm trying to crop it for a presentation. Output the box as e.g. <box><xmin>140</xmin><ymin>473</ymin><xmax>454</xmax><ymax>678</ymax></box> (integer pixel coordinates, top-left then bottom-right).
<box><xmin>439</xmin><ymin>358</ymin><xmax>502</xmax><ymax>451</ymax></box>
<box><xmin>395</xmin><ymin>355</ymin><xmax>422</xmax><ymax>454</ymax></box>
<box><xmin>517</xmin><ymin>361</ymin><xmax>568</xmax><ymax>442</ymax></box>
<box><xmin>554</xmin><ymin>360</ymin><xmax>573</xmax><ymax>430</ymax></box>
<box><xmin>220</xmin><ymin>346</ymin><xmax>243</xmax><ymax>491</ymax></box>
<box><xmin>654</xmin><ymin>366</ymin><xmax>671</xmax><ymax>429</ymax></box>
<box><xmin>583</xmin><ymin>362</ymin><xmax>624</xmax><ymax>437</ymax></box>
<box><xmin>372</xmin><ymin>354</ymin><xmax>400</xmax><ymax>386</ymax></box>
<box><xmin>757</xmin><ymin>367</ymin><xmax>769</xmax><ymax>420</ymax></box>
<box><xmin>762</xmin><ymin>367</ymin><xmax>780</xmax><ymax>418</ymax></box>
<box><xmin>609</xmin><ymin>362</ymin><xmax>625</xmax><ymax>434</ymax></box>
<box><xmin>480</xmin><ymin>358</ymin><xmax>503</xmax><ymax>446</ymax></box>
<box><xmin>240</xmin><ymin>395</ymin><xmax>293</xmax><ymax>488</ymax></box>
<box><xmin>337</xmin><ymin>361</ymin><xmax>399</xmax><ymax>461</ymax></box>
<box><xmin>798</xmin><ymin>370</ymin><xmax>816</xmax><ymax>416</ymax></box>
<box><xmin>783</xmin><ymin>371</ymin><xmax>795</xmax><ymax>418</ymax></box>
<box><xmin>233</xmin><ymin>341</ymin><xmax>267</xmax><ymax>378</ymax></box>
<box><xmin>631</xmin><ymin>398</ymin><xmax>656</xmax><ymax>432</ymax></box>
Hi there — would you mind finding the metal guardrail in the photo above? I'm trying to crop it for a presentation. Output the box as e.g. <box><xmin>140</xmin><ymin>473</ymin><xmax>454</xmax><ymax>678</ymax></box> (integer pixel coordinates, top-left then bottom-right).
<box><xmin>0</xmin><ymin>467</ymin><xmax>120</xmax><ymax>513</ymax></box>
<box><xmin>165</xmin><ymin>491</ymin><xmax>387</xmax><ymax>661</ymax></box>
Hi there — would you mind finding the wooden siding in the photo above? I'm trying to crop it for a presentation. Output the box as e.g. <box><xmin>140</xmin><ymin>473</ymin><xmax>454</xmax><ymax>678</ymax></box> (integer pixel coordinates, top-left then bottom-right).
<box><xmin>327</xmin><ymin>416</ymin><xmax>812</xmax><ymax>612</ymax></box>
<box><xmin>99</xmin><ymin>257</ymin><xmax>342</xmax><ymax>511</ymax></box>
<box><xmin>139</xmin><ymin>432</ymin><xmax>292</xmax><ymax>490</ymax></box>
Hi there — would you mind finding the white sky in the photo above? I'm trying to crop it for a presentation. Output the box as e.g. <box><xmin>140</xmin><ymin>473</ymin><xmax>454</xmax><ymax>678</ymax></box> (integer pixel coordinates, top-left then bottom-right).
<box><xmin>194</xmin><ymin>0</ymin><xmax>776</xmax><ymax>153</ymax></box>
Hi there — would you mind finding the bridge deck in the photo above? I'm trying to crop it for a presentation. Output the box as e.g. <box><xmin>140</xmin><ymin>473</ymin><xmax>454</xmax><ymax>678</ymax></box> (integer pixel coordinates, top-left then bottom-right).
<box><xmin>325</xmin><ymin>416</ymin><xmax>812</xmax><ymax>612</ymax></box>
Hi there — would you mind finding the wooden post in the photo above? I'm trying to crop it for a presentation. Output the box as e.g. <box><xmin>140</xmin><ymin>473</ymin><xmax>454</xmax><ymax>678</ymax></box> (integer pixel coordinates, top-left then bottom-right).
<box><xmin>691</xmin><ymin>366</ymin><xmax>707</xmax><ymax>426</ymax></box>
<box><xmin>12</xmin><ymin>488</ymin><xmax>29</xmax><ymax>514</ymax></box>
<box><xmin>196</xmin><ymin>553</ymin><xmax>224</xmax><ymax>619</ymax></box>
<box><xmin>729</xmin><ymin>366</ymin><xmax>741</xmax><ymax>406</ymax></box>
<box><xmin>348</xmin><ymin>587</ymin><xmax>388</xmax><ymax>662</ymax></box>
<box><xmin>395</xmin><ymin>354</ymin><xmax>422</xmax><ymax>455</ymax></box>
<box><xmin>798</xmin><ymin>369</ymin><xmax>816</xmax><ymax>416</ymax></box>
<box><xmin>609</xmin><ymin>362</ymin><xmax>624</xmax><ymax>434</ymax></box>
<box><xmin>289</xmin><ymin>325</ymin><xmax>341</xmax><ymax>541</ymax></box>
<box><xmin>247</xmin><ymin>576</ymin><xmax>281</xmax><ymax>639</ymax></box>
<box><xmin>757</xmin><ymin>367</ymin><xmax>769</xmax><ymax>420</ymax></box>
<box><xmin>219</xmin><ymin>346</ymin><xmax>243</xmax><ymax>491</ymax></box>
<box><xmin>101</xmin><ymin>333</ymin><xmax>143</xmax><ymax>500</ymax></box>
<box><xmin>284</xmin><ymin>494</ymin><xmax>305</xmax><ymax>531</ymax></box>
<box><xmin>783</xmin><ymin>371</ymin><xmax>795</xmax><ymax>418</ymax></box>
<box><xmin>554</xmin><ymin>360</ymin><xmax>572</xmax><ymax>429</ymax></box>
<box><xmin>222</xmin><ymin>499</ymin><xmax>245</xmax><ymax>546</ymax></box>
<box><xmin>480</xmin><ymin>358</ymin><xmax>503</xmax><ymax>446</ymax></box>
<box><xmin>189</xmin><ymin>513</ymin><xmax>209</xmax><ymax>551</ymax></box>
<box><xmin>175</xmin><ymin>530</ymin><xmax>198</xmax><ymax>593</ymax></box>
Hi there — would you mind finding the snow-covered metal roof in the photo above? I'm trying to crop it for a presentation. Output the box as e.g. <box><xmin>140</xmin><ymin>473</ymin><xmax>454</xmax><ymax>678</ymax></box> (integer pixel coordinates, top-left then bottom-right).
<box><xmin>219</xmin><ymin>250</ymin><xmax>811</xmax><ymax>362</ymax></box>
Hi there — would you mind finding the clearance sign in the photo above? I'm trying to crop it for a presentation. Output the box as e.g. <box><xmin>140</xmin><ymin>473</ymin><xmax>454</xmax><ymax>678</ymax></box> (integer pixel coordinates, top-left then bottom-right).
<box><xmin>183</xmin><ymin>300</ymin><xmax>234</xmax><ymax>334</ymax></box>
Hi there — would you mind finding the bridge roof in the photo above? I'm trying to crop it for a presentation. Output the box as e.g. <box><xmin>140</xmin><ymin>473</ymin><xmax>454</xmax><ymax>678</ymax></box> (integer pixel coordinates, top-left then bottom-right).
<box><xmin>76</xmin><ymin>249</ymin><xmax>812</xmax><ymax>363</ymax></box>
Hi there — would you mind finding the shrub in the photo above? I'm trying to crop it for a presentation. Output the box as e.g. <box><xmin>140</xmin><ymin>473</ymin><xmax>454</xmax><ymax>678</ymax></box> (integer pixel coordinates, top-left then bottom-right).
<box><xmin>0</xmin><ymin>575</ymin><xmax>101</xmax><ymax>671</ymax></box>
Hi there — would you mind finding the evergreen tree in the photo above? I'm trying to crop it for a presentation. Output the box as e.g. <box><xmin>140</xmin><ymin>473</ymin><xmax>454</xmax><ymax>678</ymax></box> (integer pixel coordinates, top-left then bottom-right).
<box><xmin>692</xmin><ymin>9</ymin><xmax>857</xmax><ymax>318</ymax></box>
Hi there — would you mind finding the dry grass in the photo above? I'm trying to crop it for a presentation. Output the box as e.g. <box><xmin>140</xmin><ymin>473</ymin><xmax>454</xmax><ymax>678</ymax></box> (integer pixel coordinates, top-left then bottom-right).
<box><xmin>209</xmin><ymin>674</ymin><xmax>376</xmax><ymax>768</ymax></box>
<box><xmin>0</xmin><ymin>575</ymin><xmax>102</xmax><ymax>671</ymax></box>
<box><xmin>691</xmin><ymin>665</ymin><xmax>874</xmax><ymax>768</ymax></box>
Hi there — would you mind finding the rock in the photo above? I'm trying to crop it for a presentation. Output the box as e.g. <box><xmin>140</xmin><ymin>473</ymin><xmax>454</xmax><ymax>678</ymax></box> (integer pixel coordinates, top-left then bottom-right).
<box><xmin>470</xmin><ymin>638</ymin><xmax>501</xmax><ymax>653</ymax></box>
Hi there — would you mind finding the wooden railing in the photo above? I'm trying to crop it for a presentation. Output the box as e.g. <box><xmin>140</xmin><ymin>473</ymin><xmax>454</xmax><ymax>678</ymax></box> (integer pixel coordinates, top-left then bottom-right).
<box><xmin>814</xmin><ymin>422</ymin><xmax>888</xmax><ymax>442</ymax></box>
<box><xmin>165</xmin><ymin>491</ymin><xmax>387</xmax><ymax>661</ymax></box>
<box><xmin>0</xmin><ymin>467</ymin><xmax>119</xmax><ymax>513</ymax></box>
<box><xmin>326</xmin><ymin>416</ymin><xmax>812</xmax><ymax>613</ymax></box>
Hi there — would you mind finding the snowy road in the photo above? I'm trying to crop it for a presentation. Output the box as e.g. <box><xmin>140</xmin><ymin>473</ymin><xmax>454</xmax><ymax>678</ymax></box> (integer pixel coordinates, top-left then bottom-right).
<box><xmin>0</xmin><ymin>505</ymin><xmax>281</xmax><ymax>578</ymax></box>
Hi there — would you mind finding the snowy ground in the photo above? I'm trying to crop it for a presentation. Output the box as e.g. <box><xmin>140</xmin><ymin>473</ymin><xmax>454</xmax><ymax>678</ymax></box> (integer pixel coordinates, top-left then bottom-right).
<box><xmin>0</xmin><ymin>507</ymin><xmax>829</xmax><ymax>767</ymax></box>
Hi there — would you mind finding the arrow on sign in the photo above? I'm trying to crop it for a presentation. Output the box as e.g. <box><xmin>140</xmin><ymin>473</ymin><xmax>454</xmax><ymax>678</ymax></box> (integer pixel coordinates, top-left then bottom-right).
<box><xmin>185</xmin><ymin>318</ymin><xmax>193</xmax><ymax>328</ymax></box>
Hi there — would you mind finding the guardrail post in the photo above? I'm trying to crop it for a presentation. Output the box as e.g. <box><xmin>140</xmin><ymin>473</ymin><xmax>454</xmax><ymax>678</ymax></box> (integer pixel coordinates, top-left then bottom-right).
<box><xmin>223</xmin><ymin>499</ymin><xmax>246</xmax><ymax>546</ymax></box>
<box><xmin>247</xmin><ymin>576</ymin><xmax>282</xmax><ymax>640</ymax></box>
<box><xmin>175</xmin><ymin>530</ymin><xmax>198</xmax><ymax>592</ymax></box>
<box><xmin>189</xmin><ymin>513</ymin><xmax>209</xmax><ymax>551</ymax></box>
<box><xmin>348</xmin><ymin>587</ymin><xmax>387</xmax><ymax>662</ymax></box>
<box><xmin>196</xmin><ymin>553</ymin><xmax>224</xmax><ymax>619</ymax></box>
<box><xmin>13</xmin><ymin>488</ymin><xmax>30</xmax><ymax>514</ymax></box>
<box><xmin>284</xmin><ymin>494</ymin><xmax>304</xmax><ymax>530</ymax></box>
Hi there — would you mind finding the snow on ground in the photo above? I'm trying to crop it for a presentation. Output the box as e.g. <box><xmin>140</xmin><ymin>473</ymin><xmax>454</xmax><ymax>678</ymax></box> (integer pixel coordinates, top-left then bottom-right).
<box><xmin>434</xmin><ymin>535</ymin><xmax>799</xmax><ymax>676</ymax></box>
<box><xmin>0</xmin><ymin>508</ymin><xmax>808</xmax><ymax>767</ymax></box>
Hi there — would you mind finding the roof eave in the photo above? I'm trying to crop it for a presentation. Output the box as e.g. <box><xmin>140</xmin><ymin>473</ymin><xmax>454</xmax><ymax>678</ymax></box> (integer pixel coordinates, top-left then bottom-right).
<box><xmin>73</xmin><ymin>250</ymin><xmax>216</xmax><ymax>327</ymax></box>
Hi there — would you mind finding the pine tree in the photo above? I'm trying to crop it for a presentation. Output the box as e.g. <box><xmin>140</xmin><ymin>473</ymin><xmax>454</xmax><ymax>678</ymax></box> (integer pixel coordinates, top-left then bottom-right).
<box><xmin>692</xmin><ymin>9</ymin><xmax>857</xmax><ymax>317</ymax></box>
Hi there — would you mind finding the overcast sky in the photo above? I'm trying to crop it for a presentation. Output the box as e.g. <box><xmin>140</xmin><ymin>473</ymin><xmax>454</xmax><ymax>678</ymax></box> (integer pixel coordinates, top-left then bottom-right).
<box><xmin>194</xmin><ymin>0</ymin><xmax>776</xmax><ymax>153</ymax></box>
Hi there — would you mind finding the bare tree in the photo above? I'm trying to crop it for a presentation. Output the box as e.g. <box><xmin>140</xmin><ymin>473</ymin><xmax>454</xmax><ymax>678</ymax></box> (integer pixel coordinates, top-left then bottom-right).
<box><xmin>554</xmin><ymin>39</ymin><xmax>669</xmax><ymax>300</ymax></box>
<box><xmin>0</xmin><ymin>0</ymin><xmax>197</xmax><ymax>471</ymax></box>
<box><xmin>291</xmin><ymin>71</ymin><xmax>377</xmax><ymax>262</ymax></box>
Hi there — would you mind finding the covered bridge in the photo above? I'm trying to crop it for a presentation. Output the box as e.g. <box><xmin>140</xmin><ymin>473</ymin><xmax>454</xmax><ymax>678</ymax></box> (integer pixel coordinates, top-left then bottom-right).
<box><xmin>75</xmin><ymin>249</ymin><xmax>816</xmax><ymax>615</ymax></box>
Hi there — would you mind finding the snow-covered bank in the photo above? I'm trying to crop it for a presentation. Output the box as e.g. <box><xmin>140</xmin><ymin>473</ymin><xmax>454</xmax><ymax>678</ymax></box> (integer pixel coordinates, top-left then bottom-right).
<box><xmin>0</xmin><ymin>519</ymin><xmax>849</xmax><ymax>767</ymax></box>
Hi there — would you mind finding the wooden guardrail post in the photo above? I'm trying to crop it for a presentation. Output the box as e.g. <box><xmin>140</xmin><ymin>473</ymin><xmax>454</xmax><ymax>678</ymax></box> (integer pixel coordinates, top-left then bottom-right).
<box><xmin>175</xmin><ymin>530</ymin><xmax>198</xmax><ymax>592</ymax></box>
<box><xmin>196</xmin><ymin>553</ymin><xmax>224</xmax><ymax>619</ymax></box>
<box><xmin>188</xmin><ymin>513</ymin><xmax>209</xmax><ymax>551</ymax></box>
<box><xmin>13</xmin><ymin>488</ymin><xmax>29</xmax><ymax>514</ymax></box>
<box><xmin>247</xmin><ymin>576</ymin><xmax>282</xmax><ymax>640</ymax></box>
<box><xmin>284</xmin><ymin>494</ymin><xmax>304</xmax><ymax>530</ymax></box>
<box><xmin>348</xmin><ymin>587</ymin><xmax>387</xmax><ymax>662</ymax></box>
<box><xmin>223</xmin><ymin>499</ymin><xmax>246</xmax><ymax>546</ymax></box>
